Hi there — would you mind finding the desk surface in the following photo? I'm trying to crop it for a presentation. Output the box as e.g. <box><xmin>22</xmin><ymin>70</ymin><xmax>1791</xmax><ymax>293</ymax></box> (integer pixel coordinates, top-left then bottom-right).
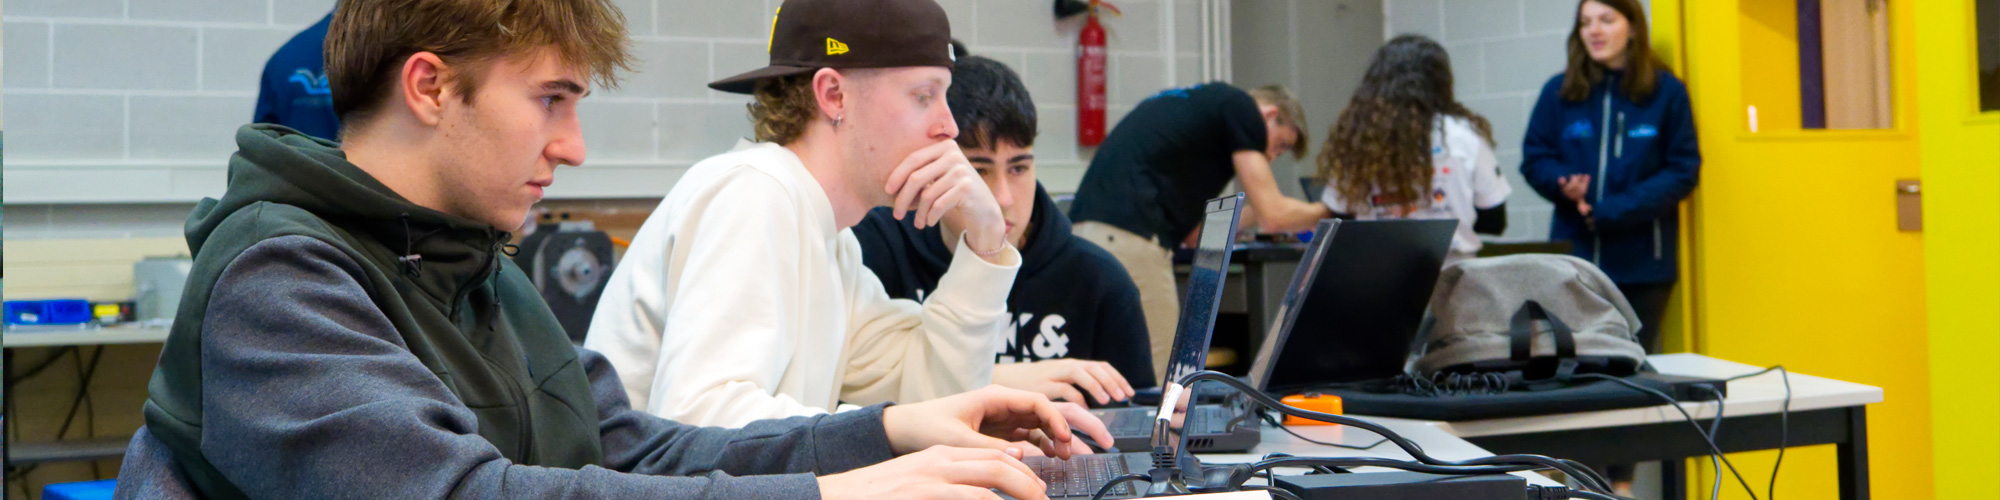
<box><xmin>3</xmin><ymin>325</ymin><xmax>172</xmax><ymax>348</ymax></box>
<box><xmin>1387</xmin><ymin>353</ymin><xmax>1884</xmax><ymax>438</ymax></box>
<box><xmin>1201</xmin><ymin>416</ymin><xmax>1563</xmax><ymax>486</ymax></box>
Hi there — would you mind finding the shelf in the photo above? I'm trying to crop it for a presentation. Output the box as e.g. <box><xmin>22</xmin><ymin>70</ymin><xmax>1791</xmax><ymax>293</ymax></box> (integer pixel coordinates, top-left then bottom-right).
<box><xmin>6</xmin><ymin>436</ymin><xmax>132</xmax><ymax>465</ymax></box>
<box><xmin>3</xmin><ymin>326</ymin><xmax>171</xmax><ymax>348</ymax></box>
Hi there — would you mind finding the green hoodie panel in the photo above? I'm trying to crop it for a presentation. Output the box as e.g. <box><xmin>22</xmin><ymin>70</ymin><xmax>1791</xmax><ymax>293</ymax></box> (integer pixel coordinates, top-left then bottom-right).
<box><xmin>143</xmin><ymin>125</ymin><xmax>603</xmax><ymax>498</ymax></box>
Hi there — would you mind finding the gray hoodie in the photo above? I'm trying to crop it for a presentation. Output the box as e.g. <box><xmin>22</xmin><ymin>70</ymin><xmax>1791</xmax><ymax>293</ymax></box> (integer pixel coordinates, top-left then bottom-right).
<box><xmin>115</xmin><ymin>125</ymin><xmax>895</xmax><ymax>499</ymax></box>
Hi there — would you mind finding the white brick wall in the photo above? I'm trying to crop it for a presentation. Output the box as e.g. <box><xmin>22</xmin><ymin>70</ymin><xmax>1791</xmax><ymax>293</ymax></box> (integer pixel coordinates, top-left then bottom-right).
<box><xmin>3</xmin><ymin>0</ymin><xmax>1205</xmax><ymax>239</ymax></box>
<box><xmin>1382</xmin><ymin>0</ymin><xmax>1647</xmax><ymax>242</ymax></box>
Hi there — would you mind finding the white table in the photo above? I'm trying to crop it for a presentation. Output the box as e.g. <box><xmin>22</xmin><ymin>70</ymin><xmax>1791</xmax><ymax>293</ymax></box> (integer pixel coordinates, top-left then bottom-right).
<box><xmin>1369</xmin><ymin>354</ymin><xmax>1882</xmax><ymax>500</ymax></box>
<box><xmin>3</xmin><ymin>325</ymin><xmax>171</xmax><ymax>348</ymax></box>
<box><xmin>1195</xmin><ymin>415</ymin><xmax>1564</xmax><ymax>490</ymax></box>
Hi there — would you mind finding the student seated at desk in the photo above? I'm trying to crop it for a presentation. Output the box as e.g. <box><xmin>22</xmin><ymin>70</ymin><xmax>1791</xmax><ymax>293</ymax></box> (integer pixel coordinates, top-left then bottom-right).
<box><xmin>1316</xmin><ymin>35</ymin><xmax>1510</xmax><ymax>264</ymax></box>
<box><xmin>851</xmin><ymin>53</ymin><xmax>1154</xmax><ymax>403</ymax></box>
<box><xmin>584</xmin><ymin>0</ymin><xmax>1109</xmax><ymax>447</ymax></box>
<box><xmin>115</xmin><ymin>2</ymin><xmax>1094</xmax><ymax>499</ymax></box>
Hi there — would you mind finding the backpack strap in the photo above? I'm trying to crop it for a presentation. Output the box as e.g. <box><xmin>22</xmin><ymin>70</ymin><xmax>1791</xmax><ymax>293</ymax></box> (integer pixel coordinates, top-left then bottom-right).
<box><xmin>1508</xmin><ymin>301</ymin><xmax>1581</xmax><ymax>386</ymax></box>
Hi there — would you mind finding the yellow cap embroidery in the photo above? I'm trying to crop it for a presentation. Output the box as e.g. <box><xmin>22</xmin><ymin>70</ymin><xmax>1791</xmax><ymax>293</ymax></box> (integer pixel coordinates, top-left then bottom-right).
<box><xmin>826</xmin><ymin>38</ymin><xmax>850</xmax><ymax>56</ymax></box>
<box><xmin>767</xmin><ymin>8</ymin><xmax>780</xmax><ymax>53</ymax></box>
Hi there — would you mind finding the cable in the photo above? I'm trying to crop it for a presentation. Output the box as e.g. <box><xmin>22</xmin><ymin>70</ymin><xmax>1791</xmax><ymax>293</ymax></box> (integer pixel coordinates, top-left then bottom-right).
<box><xmin>1087</xmin><ymin>473</ymin><xmax>1151</xmax><ymax>500</ymax></box>
<box><xmin>1524</xmin><ymin>485</ymin><xmax>1637</xmax><ymax>500</ymax></box>
<box><xmin>1704</xmin><ymin>385</ymin><xmax>1727</xmax><ymax>500</ymax></box>
<box><xmin>1240</xmin><ymin>485</ymin><xmax>1304</xmax><ymax>500</ymax></box>
<box><xmin>6</xmin><ymin>346</ymin><xmax>78</xmax><ymax>385</ymax></box>
<box><xmin>1722</xmin><ymin>366</ymin><xmax>1792</xmax><ymax>500</ymax></box>
<box><xmin>1556</xmin><ymin>458</ymin><xmax>1614</xmax><ymax>495</ymax></box>
<box><xmin>1256</xmin><ymin>412</ymin><xmax>1390</xmax><ymax>451</ymax></box>
<box><xmin>1571</xmin><ymin>373</ymin><xmax>1760</xmax><ymax>500</ymax></box>
<box><xmin>1175</xmin><ymin>371</ymin><xmax>1617</xmax><ymax>494</ymax></box>
<box><xmin>1567</xmin><ymin>489</ymin><xmax>1629</xmax><ymax>500</ymax></box>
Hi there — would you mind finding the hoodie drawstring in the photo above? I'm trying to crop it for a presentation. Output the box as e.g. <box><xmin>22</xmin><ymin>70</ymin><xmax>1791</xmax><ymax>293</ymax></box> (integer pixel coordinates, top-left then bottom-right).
<box><xmin>397</xmin><ymin>213</ymin><xmax>450</xmax><ymax>278</ymax></box>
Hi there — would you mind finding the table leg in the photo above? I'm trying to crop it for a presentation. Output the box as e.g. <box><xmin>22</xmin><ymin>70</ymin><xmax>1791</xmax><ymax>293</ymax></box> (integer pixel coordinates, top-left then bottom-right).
<box><xmin>1662</xmin><ymin>459</ymin><xmax>1687</xmax><ymax>500</ymax></box>
<box><xmin>1838</xmin><ymin>407</ymin><xmax>1870</xmax><ymax>500</ymax></box>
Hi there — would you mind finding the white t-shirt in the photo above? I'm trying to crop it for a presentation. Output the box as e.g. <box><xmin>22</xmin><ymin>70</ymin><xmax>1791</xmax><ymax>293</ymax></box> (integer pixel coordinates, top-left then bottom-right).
<box><xmin>1320</xmin><ymin>115</ymin><xmax>1510</xmax><ymax>261</ymax></box>
<box><xmin>583</xmin><ymin>140</ymin><xmax>1021</xmax><ymax>428</ymax></box>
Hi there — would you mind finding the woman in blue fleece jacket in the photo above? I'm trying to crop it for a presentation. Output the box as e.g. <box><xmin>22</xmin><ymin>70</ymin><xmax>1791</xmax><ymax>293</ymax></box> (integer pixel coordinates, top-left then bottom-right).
<box><xmin>1522</xmin><ymin>0</ymin><xmax>1700</xmax><ymax>353</ymax></box>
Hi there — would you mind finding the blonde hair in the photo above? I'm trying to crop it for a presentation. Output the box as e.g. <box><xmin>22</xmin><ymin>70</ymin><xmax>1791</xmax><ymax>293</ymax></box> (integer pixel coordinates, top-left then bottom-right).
<box><xmin>1247</xmin><ymin>85</ymin><xmax>1309</xmax><ymax>160</ymax></box>
<box><xmin>326</xmin><ymin>0</ymin><xmax>634</xmax><ymax>127</ymax></box>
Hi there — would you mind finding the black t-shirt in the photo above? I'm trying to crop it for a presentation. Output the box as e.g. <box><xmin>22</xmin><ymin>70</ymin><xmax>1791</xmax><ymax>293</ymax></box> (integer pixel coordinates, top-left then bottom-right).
<box><xmin>851</xmin><ymin>184</ymin><xmax>1158</xmax><ymax>389</ymax></box>
<box><xmin>1069</xmin><ymin>82</ymin><xmax>1268</xmax><ymax>247</ymax></box>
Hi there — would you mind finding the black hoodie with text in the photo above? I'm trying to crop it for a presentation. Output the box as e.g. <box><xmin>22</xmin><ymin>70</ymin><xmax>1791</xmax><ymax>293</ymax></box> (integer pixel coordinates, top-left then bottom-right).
<box><xmin>852</xmin><ymin>183</ymin><xmax>1156</xmax><ymax>388</ymax></box>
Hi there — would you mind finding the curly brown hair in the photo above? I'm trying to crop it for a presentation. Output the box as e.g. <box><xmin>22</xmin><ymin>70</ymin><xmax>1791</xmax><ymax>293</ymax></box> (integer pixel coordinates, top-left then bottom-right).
<box><xmin>748</xmin><ymin>74</ymin><xmax>820</xmax><ymax>144</ymax></box>
<box><xmin>1317</xmin><ymin>35</ymin><xmax>1493</xmax><ymax>210</ymax></box>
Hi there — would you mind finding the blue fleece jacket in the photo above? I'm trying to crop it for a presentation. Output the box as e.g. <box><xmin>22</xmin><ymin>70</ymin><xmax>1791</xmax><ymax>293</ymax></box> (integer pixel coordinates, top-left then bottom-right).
<box><xmin>253</xmin><ymin>13</ymin><xmax>341</xmax><ymax>140</ymax></box>
<box><xmin>1521</xmin><ymin>70</ymin><xmax>1700</xmax><ymax>284</ymax></box>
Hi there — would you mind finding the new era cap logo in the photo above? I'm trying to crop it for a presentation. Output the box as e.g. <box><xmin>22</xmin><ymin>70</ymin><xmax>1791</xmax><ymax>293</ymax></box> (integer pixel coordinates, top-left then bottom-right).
<box><xmin>826</xmin><ymin>38</ymin><xmax>850</xmax><ymax>55</ymax></box>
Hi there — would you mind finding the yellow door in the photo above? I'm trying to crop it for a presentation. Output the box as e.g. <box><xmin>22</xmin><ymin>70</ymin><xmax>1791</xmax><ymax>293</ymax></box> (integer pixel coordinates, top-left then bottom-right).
<box><xmin>1916</xmin><ymin>1</ymin><xmax>2000</xmax><ymax>498</ymax></box>
<box><xmin>1681</xmin><ymin>1</ymin><xmax>1929</xmax><ymax>498</ymax></box>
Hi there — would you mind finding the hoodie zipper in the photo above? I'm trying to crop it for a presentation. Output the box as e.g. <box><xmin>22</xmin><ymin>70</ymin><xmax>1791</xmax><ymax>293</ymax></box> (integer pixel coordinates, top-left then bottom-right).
<box><xmin>1653</xmin><ymin>219</ymin><xmax>1663</xmax><ymax>260</ymax></box>
<box><xmin>1615</xmin><ymin>113</ymin><xmax>1626</xmax><ymax>159</ymax></box>
<box><xmin>1593</xmin><ymin>81</ymin><xmax>1614</xmax><ymax>265</ymax></box>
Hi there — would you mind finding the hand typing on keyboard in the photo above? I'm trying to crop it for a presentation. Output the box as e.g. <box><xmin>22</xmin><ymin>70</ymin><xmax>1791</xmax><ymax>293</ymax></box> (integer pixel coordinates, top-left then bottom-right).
<box><xmin>819</xmin><ymin>446</ymin><xmax>1049</xmax><ymax>500</ymax></box>
<box><xmin>815</xmin><ymin>386</ymin><xmax>1118</xmax><ymax>500</ymax></box>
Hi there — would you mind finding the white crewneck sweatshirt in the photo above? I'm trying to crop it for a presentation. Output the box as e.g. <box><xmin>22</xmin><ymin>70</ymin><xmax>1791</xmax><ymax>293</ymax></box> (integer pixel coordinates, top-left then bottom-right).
<box><xmin>584</xmin><ymin>140</ymin><xmax>1021</xmax><ymax>428</ymax></box>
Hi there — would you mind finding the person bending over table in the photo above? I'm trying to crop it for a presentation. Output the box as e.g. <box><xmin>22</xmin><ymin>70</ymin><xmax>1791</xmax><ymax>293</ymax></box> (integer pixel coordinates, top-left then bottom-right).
<box><xmin>1067</xmin><ymin>82</ymin><xmax>1330</xmax><ymax>382</ymax></box>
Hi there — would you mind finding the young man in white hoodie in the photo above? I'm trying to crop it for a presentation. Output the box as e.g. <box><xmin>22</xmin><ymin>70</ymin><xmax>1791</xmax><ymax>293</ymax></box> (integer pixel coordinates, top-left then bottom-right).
<box><xmin>584</xmin><ymin>0</ymin><xmax>1109</xmax><ymax>448</ymax></box>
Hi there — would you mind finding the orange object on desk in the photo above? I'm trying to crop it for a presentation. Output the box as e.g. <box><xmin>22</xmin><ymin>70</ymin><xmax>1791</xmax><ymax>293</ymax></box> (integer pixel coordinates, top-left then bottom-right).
<box><xmin>1280</xmin><ymin>393</ymin><xmax>1344</xmax><ymax>426</ymax></box>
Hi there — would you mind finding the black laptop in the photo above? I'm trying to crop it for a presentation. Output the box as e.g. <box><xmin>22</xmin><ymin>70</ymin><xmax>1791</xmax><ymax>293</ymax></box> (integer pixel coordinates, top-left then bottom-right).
<box><xmin>1008</xmin><ymin>194</ymin><xmax>1246</xmax><ymax>499</ymax></box>
<box><xmin>1247</xmin><ymin>219</ymin><xmax>1457</xmax><ymax>394</ymax></box>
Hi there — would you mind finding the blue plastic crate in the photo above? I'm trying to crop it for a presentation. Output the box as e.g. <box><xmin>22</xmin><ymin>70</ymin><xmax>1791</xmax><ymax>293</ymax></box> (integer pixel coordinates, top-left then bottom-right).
<box><xmin>3</xmin><ymin>299</ymin><xmax>94</xmax><ymax>326</ymax></box>
<box><xmin>42</xmin><ymin>479</ymin><xmax>117</xmax><ymax>500</ymax></box>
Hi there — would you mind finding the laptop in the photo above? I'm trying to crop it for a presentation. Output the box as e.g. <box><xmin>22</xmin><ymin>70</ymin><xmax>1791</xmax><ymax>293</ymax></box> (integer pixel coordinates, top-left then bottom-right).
<box><xmin>1088</xmin><ymin>195</ymin><xmax>1260</xmax><ymax>454</ymax></box>
<box><xmin>1009</xmin><ymin>194</ymin><xmax>1244</xmax><ymax>499</ymax></box>
<box><xmin>1246</xmin><ymin>219</ymin><xmax>1457</xmax><ymax>394</ymax></box>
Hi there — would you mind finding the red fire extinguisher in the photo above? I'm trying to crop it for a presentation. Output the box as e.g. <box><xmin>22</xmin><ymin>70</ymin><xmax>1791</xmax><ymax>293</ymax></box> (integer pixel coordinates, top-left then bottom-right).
<box><xmin>1075</xmin><ymin>1</ymin><xmax>1118</xmax><ymax>147</ymax></box>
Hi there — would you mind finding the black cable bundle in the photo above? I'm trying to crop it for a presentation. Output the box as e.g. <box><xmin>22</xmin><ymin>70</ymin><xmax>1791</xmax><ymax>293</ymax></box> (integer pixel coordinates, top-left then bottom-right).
<box><xmin>1086</xmin><ymin>370</ymin><xmax>1636</xmax><ymax>500</ymax></box>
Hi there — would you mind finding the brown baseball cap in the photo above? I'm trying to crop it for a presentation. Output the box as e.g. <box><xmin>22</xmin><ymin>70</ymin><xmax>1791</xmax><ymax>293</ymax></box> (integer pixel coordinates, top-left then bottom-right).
<box><xmin>709</xmin><ymin>0</ymin><xmax>957</xmax><ymax>94</ymax></box>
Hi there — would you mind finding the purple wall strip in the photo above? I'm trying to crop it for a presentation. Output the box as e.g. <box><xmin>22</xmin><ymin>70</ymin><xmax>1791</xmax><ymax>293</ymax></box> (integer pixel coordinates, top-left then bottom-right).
<box><xmin>1799</xmin><ymin>0</ymin><xmax>1828</xmax><ymax>129</ymax></box>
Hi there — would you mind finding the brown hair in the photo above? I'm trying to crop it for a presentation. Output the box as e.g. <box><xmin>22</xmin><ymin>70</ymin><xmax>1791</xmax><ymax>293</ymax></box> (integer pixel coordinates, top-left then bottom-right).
<box><xmin>1559</xmin><ymin>0</ymin><xmax>1670</xmax><ymax>102</ymax></box>
<box><xmin>1317</xmin><ymin>35</ymin><xmax>1494</xmax><ymax>209</ymax></box>
<box><xmin>1247</xmin><ymin>85</ymin><xmax>1309</xmax><ymax>160</ymax></box>
<box><xmin>325</xmin><ymin>0</ymin><xmax>634</xmax><ymax>130</ymax></box>
<box><xmin>749</xmin><ymin>74</ymin><xmax>820</xmax><ymax>144</ymax></box>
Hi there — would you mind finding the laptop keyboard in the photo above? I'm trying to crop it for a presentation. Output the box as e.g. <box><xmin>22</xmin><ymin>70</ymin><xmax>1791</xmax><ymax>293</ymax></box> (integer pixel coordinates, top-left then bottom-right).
<box><xmin>1026</xmin><ymin>454</ymin><xmax>1136</xmax><ymax>498</ymax></box>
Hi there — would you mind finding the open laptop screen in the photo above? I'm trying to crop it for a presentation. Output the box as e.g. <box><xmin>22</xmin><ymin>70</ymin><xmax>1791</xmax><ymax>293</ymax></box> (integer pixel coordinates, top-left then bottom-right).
<box><xmin>1153</xmin><ymin>194</ymin><xmax>1243</xmax><ymax>465</ymax></box>
<box><xmin>1254</xmin><ymin>219</ymin><xmax>1456</xmax><ymax>394</ymax></box>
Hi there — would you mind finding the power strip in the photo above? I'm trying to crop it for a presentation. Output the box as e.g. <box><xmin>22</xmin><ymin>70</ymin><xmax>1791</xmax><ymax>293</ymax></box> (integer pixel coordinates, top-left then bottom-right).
<box><xmin>1644</xmin><ymin>373</ymin><xmax>1729</xmax><ymax>402</ymax></box>
<box><xmin>1272</xmin><ymin>471</ymin><xmax>1525</xmax><ymax>500</ymax></box>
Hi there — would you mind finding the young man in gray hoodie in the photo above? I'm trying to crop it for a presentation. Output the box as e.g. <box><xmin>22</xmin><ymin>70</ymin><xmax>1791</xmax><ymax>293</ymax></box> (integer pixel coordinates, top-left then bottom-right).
<box><xmin>114</xmin><ymin>1</ymin><xmax>1089</xmax><ymax>499</ymax></box>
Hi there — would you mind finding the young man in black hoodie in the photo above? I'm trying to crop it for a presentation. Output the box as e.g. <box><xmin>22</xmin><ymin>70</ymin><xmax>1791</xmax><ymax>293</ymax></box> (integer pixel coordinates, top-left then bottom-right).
<box><xmin>853</xmin><ymin>55</ymin><xmax>1155</xmax><ymax>406</ymax></box>
<box><xmin>115</xmin><ymin>2</ymin><xmax>1088</xmax><ymax>499</ymax></box>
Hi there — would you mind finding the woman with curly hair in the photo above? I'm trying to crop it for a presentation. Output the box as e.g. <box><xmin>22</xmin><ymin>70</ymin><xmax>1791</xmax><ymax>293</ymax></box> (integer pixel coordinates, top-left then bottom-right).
<box><xmin>1316</xmin><ymin>34</ymin><xmax>1510</xmax><ymax>263</ymax></box>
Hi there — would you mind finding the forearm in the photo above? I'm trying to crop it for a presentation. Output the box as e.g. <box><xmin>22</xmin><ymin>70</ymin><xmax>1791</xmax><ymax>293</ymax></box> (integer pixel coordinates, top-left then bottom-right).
<box><xmin>590</xmin><ymin>346</ymin><xmax>895</xmax><ymax>477</ymax></box>
<box><xmin>843</xmin><ymin>237</ymin><xmax>1016</xmax><ymax>405</ymax></box>
<box><xmin>200</xmin><ymin>237</ymin><xmax>830</xmax><ymax>500</ymax></box>
<box><xmin>1233</xmin><ymin>151</ymin><xmax>1330</xmax><ymax>232</ymax></box>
